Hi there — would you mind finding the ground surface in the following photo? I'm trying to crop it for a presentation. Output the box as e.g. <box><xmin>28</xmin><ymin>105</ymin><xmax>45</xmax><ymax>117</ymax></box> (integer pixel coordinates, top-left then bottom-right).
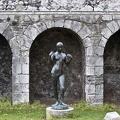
<box><xmin>0</xmin><ymin>99</ymin><xmax>120</xmax><ymax>120</ymax></box>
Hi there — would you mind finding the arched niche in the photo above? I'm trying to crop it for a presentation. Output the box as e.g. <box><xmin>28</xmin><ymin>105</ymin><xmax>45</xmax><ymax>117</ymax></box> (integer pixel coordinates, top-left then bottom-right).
<box><xmin>0</xmin><ymin>34</ymin><xmax>12</xmax><ymax>98</ymax></box>
<box><xmin>29</xmin><ymin>27</ymin><xmax>85</xmax><ymax>104</ymax></box>
<box><xmin>104</xmin><ymin>29</ymin><xmax>120</xmax><ymax>105</ymax></box>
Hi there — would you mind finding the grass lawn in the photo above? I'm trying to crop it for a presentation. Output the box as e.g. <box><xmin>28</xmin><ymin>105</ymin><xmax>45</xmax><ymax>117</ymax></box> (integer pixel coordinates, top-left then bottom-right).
<box><xmin>0</xmin><ymin>99</ymin><xmax>120</xmax><ymax>120</ymax></box>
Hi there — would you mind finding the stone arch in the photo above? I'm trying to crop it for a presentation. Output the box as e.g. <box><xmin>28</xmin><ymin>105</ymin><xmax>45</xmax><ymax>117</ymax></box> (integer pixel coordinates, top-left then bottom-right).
<box><xmin>29</xmin><ymin>27</ymin><xmax>85</xmax><ymax>104</ymax></box>
<box><xmin>24</xmin><ymin>20</ymin><xmax>92</xmax><ymax>49</ymax></box>
<box><xmin>104</xmin><ymin>27</ymin><xmax>120</xmax><ymax>105</ymax></box>
<box><xmin>0</xmin><ymin>24</ymin><xmax>14</xmax><ymax>51</ymax></box>
<box><xmin>101</xmin><ymin>20</ymin><xmax>120</xmax><ymax>105</ymax></box>
<box><xmin>101</xmin><ymin>20</ymin><xmax>120</xmax><ymax>49</ymax></box>
<box><xmin>0</xmin><ymin>33</ymin><xmax>12</xmax><ymax>98</ymax></box>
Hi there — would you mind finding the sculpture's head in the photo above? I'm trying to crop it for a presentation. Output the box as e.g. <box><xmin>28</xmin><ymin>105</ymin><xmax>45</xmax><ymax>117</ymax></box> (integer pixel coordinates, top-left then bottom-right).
<box><xmin>56</xmin><ymin>42</ymin><xmax>63</xmax><ymax>52</ymax></box>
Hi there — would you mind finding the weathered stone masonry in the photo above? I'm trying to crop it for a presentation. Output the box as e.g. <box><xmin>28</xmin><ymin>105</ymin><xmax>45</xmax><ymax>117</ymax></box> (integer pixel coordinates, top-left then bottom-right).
<box><xmin>0</xmin><ymin>12</ymin><xmax>120</xmax><ymax>105</ymax></box>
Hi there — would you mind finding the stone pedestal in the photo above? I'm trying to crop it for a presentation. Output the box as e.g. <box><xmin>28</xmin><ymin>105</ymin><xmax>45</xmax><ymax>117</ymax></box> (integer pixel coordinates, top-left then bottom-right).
<box><xmin>104</xmin><ymin>112</ymin><xmax>120</xmax><ymax>120</ymax></box>
<box><xmin>46</xmin><ymin>107</ymin><xmax>74</xmax><ymax>120</ymax></box>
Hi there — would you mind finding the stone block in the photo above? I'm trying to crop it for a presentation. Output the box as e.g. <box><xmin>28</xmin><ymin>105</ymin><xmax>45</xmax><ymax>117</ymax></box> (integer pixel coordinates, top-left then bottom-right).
<box><xmin>21</xmin><ymin>63</ymin><xmax>29</xmax><ymax>74</ymax></box>
<box><xmin>101</xmin><ymin>27</ymin><xmax>112</xmax><ymax>39</ymax></box>
<box><xmin>78</xmin><ymin>25</ymin><xmax>91</xmax><ymax>39</ymax></box>
<box><xmin>34</xmin><ymin>22</ymin><xmax>47</xmax><ymax>33</ymax></box>
<box><xmin>86</xmin><ymin>95</ymin><xmax>103</xmax><ymax>105</ymax></box>
<box><xmin>94</xmin><ymin>67</ymin><xmax>103</xmax><ymax>76</ymax></box>
<box><xmin>21</xmin><ymin>84</ymin><xmax>29</xmax><ymax>93</ymax></box>
<box><xmin>64</xmin><ymin>20</ymin><xmax>72</xmax><ymax>29</ymax></box>
<box><xmin>86</xmin><ymin>56</ymin><xmax>103</xmax><ymax>67</ymax></box>
<box><xmin>86</xmin><ymin>46</ymin><xmax>93</xmax><ymax>56</ymax></box>
<box><xmin>12</xmin><ymin>93</ymin><xmax>29</xmax><ymax>104</ymax></box>
<box><xmin>12</xmin><ymin>76</ymin><xmax>19</xmax><ymax>83</ymax></box>
<box><xmin>3</xmin><ymin>26</ymin><xmax>14</xmax><ymax>40</ymax></box>
<box><xmin>101</xmin><ymin>37</ymin><xmax>107</xmax><ymax>45</ymax></box>
<box><xmin>24</xmin><ymin>25</ymin><xmax>38</xmax><ymax>40</ymax></box>
<box><xmin>9</xmin><ymin>37</ymin><xmax>18</xmax><ymax>48</ymax></box>
<box><xmin>86</xmin><ymin>76</ymin><xmax>96</xmax><ymax>84</ymax></box>
<box><xmin>23</xmin><ymin>15</ymin><xmax>30</xmax><ymax>22</ymax></box>
<box><xmin>94</xmin><ymin>95</ymin><xmax>103</xmax><ymax>105</ymax></box>
<box><xmin>8</xmin><ymin>15</ymin><xmax>15</xmax><ymax>22</ymax></box>
<box><xmin>0</xmin><ymin>23</ymin><xmax>9</xmax><ymax>34</ymax></box>
<box><xmin>12</xmin><ymin>75</ymin><xmax>29</xmax><ymax>83</ymax></box>
<box><xmin>54</xmin><ymin>20</ymin><xmax>64</xmax><ymax>27</ymax></box>
<box><xmin>112</xmin><ymin>15</ymin><xmax>120</xmax><ymax>20</ymax></box>
<box><xmin>96</xmin><ymin>46</ymin><xmax>104</xmax><ymax>56</ymax></box>
<box><xmin>12</xmin><ymin>83</ymin><xmax>21</xmax><ymax>93</ymax></box>
<box><xmin>19</xmin><ymin>56</ymin><xmax>29</xmax><ymax>64</ymax></box>
<box><xmin>21</xmin><ymin>50</ymin><xmax>29</xmax><ymax>57</ymax></box>
<box><xmin>0</xmin><ymin>15</ymin><xmax>8</xmax><ymax>20</ymax></box>
<box><xmin>95</xmin><ymin>56</ymin><xmax>103</xmax><ymax>66</ymax></box>
<box><xmin>107</xmin><ymin>21</ymin><xmax>119</xmax><ymax>33</ymax></box>
<box><xmin>85</xmin><ymin>84</ymin><xmax>95</xmax><ymax>95</ymax></box>
<box><xmin>46</xmin><ymin>107</ymin><xmax>74</xmax><ymax>120</ymax></box>
<box><xmin>86</xmin><ymin>56</ymin><xmax>95</xmax><ymax>67</ymax></box>
<box><xmin>12</xmin><ymin>47</ymin><xmax>21</xmax><ymax>57</ymax></box>
<box><xmin>12</xmin><ymin>56</ymin><xmax>19</xmax><ymax>64</ymax></box>
<box><xmin>12</xmin><ymin>83</ymin><xmax>29</xmax><ymax>93</ymax></box>
<box><xmin>21</xmin><ymin>35</ymin><xmax>33</xmax><ymax>48</ymax></box>
<box><xmin>104</xmin><ymin>112</ymin><xmax>120</xmax><ymax>120</ymax></box>
<box><xmin>72</xmin><ymin>21</ymin><xmax>82</xmax><ymax>33</ymax></box>
<box><xmin>86</xmin><ymin>95</ymin><xmax>96</xmax><ymax>104</ymax></box>
<box><xmin>117</xmin><ymin>20</ymin><xmax>120</xmax><ymax>28</ymax></box>
<box><xmin>86</xmin><ymin>66</ymin><xmax>94</xmax><ymax>76</ymax></box>
<box><xmin>45</xmin><ymin>20</ymin><xmax>55</xmax><ymax>29</ymax></box>
<box><xmin>99</xmin><ymin>40</ymin><xmax>105</xmax><ymax>48</ymax></box>
<box><xmin>83</xmin><ymin>37</ymin><xmax>92</xmax><ymax>47</ymax></box>
<box><xmin>102</xmin><ymin>15</ymin><xmax>112</xmax><ymax>21</ymax></box>
<box><xmin>96</xmin><ymin>84</ymin><xmax>103</xmax><ymax>95</ymax></box>
<box><xmin>28</xmin><ymin>15</ymin><xmax>39</xmax><ymax>22</ymax></box>
<box><xmin>12</xmin><ymin>63</ymin><xmax>22</xmax><ymax>75</ymax></box>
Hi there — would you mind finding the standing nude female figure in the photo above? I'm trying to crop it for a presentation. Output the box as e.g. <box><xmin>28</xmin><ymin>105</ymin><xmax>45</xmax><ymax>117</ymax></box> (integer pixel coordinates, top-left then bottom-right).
<box><xmin>49</xmin><ymin>42</ymin><xmax>72</xmax><ymax>110</ymax></box>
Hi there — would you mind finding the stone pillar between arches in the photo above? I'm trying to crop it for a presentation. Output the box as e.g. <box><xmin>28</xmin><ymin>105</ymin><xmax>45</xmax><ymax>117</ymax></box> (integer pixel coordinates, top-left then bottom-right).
<box><xmin>12</xmin><ymin>49</ymin><xmax>29</xmax><ymax>104</ymax></box>
<box><xmin>85</xmin><ymin>35</ymin><xmax>104</xmax><ymax>105</ymax></box>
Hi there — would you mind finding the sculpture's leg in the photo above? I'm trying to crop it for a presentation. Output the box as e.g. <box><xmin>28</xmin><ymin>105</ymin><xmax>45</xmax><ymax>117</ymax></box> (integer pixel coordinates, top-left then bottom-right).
<box><xmin>52</xmin><ymin>75</ymin><xmax>59</xmax><ymax>106</ymax></box>
<box><xmin>59</xmin><ymin>74</ymin><xmax>65</xmax><ymax>103</ymax></box>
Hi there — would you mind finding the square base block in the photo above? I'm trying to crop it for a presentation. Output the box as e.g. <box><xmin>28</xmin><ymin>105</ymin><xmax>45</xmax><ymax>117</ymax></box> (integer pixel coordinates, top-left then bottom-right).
<box><xmin>46</xmin><ymin>107</ymin><xmax>74</xmax><ymax>120</ymax></box>
<box><xmin>104</xmin><ymin>112</ymin><xmax>120</xmax><ymax>120</ymax></box>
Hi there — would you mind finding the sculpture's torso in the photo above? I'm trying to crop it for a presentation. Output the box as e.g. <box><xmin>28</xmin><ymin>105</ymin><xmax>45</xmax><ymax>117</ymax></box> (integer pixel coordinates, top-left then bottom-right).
<box><xmin>51</xmin><ymin>51</ymin><xmax>66</xmax><ymax>76</ymax></box>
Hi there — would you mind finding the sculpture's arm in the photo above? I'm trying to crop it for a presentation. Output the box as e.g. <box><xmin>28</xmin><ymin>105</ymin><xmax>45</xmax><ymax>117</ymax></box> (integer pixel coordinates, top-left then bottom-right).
<box><xmin>64</xmin><ymin>54</ymin><xmax>73</xmax><ymax>65</ymax></box>
<box><xmin>49</xmin><ymin>51</ymin><xmax>55</xmax><ymax>62</ymax></box>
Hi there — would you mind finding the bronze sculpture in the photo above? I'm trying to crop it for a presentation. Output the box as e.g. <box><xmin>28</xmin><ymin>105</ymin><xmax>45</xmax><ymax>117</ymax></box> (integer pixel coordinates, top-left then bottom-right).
<box><xmin>49</xmin><ymin>42</ymin><xmax>72</xmax><ymax>110</ymax></box>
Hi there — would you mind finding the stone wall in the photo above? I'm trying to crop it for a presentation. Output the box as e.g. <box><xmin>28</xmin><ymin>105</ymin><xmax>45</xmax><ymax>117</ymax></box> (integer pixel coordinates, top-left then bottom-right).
<box><xmin>0</xmin><ymin>0</ymin><xmax>120</xmax><ymax>11</ymax></box>
<box><xmin>0</xmin><ymin>12</ymin><xmax>119</xmax><ymax>105</ymax></box>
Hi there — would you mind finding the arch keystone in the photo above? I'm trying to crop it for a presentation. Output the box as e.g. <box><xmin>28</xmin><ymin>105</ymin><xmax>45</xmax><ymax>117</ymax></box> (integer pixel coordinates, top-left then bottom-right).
<box><xmin>54</xmin><ymin>20</ymin><xmax>64</xmax><ymax>27</ymax></box>
<box><xmin>64</xmin><ymin>20</ymin><xmax>72</xmax><ymax>29</ymax></box>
